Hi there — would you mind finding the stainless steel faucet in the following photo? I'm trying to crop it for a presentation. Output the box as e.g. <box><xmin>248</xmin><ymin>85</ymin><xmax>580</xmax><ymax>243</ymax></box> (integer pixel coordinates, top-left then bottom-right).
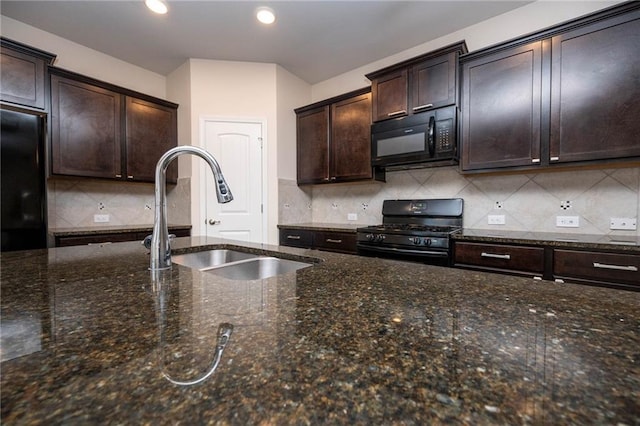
<box><xmin>150</xmin><ymin>146</ymin><xmax>233</xmax><ymax>270</ymax></box>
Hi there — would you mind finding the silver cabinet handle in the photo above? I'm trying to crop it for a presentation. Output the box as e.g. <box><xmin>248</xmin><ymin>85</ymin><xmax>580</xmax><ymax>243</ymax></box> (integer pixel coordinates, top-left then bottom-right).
<box><xmin>115</xmin><ymin>174</ymin><xmax>122</xmax><ymax>178</ymax></box>
<box><xmin>531</xmin><ymin>158</ymin><xmax>540</xmax><ymax>164</ymax></box>
<box><xmin>593</xmin><ymin>262</ymin><xmax>638</xmax><ymax>272</ymax></box>
<box><xmin>550</xmin><ymin>156</ymin><xmax>560</xmax><ymax>161</ymax></box>
<box><xmin>208</xmin><ymin>219</ymin><xmax>221</xmax><ymax>225</ymax></box>
<box><xmin>127</xmin><ymin>175</ymin><xmax>134</xmax><ymax>179</ymax></box>
<box><xmin>326</xmin><ymin>239</ymin><xmax>342</xmax><ymax>244</ymax></box>
<box><xmin>387</xmin><ymin>110</ymin><xmax>407</xmax><ymax>117</ymax></box>
<box><xmin>481</xmin><ymin>252</ymin><xmax>511</xmax><ymax>260</ymax></box>
<box><xmin>412</xmin><ymin>103</ymin><xmax>433</xmax><ymax>112</ymax></box>
<box><xmin>286</xmin><ymin>235</ymin><xmax>301</xmax><ymax>240</ymax></box>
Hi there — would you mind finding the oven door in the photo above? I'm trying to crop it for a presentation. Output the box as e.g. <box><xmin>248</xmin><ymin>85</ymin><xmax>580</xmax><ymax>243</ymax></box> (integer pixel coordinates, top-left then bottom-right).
<box><xmin>357</xmin><ymin>242</ymin><xmax>451</xmax><ymax>267</ymax></box>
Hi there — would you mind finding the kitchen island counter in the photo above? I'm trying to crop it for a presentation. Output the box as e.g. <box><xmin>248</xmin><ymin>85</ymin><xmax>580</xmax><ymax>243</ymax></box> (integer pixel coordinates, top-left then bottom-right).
<box><xmin>1</xmin><ymin>237</ymin><xmax>639</xmax><ymax>424</ymax></box>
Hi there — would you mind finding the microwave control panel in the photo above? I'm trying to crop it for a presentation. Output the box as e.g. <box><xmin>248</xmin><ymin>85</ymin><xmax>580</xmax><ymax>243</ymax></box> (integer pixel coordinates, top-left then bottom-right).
<box><xmin>437</xmin><ymin>118</ymin><xmax>454</xmax><ymax>153</ymax></box>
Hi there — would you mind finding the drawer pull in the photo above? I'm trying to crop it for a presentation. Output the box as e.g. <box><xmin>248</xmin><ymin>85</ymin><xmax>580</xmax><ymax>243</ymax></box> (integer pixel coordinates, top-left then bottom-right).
<box><xmin>326</xmin><ymin>238</ymin><xmax>342</xmax><ymax>244</ymax></box>
<box><xmin>387</xmin><ymin>110</ymin><xmax>407</xmax><ymax>117</ymax></box>
<box><xmin>593</xmin><ymin>262</ymin><xmax>638</xmax><ymax>272</ymax></box>
<box><xmin>412</xmin><ymin>103</ymin><xmax>433</xmax><ymax>112</ymax></box>
<box><xmin>286</xmin><ymin>235</ymin><xmax>301</xmax><ymax>240</ymax></box>
<box><xmin>481</xmin><ymin>252</ymin><xmax>511</xmax><ymax>260</ymax></box>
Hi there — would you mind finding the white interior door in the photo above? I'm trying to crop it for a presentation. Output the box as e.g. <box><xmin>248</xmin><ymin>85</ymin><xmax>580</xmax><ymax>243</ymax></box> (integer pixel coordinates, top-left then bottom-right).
<box><xmin>201</xmin><ymin>119</ymin><xmax>263</xmax><ymax>243</ymax></box>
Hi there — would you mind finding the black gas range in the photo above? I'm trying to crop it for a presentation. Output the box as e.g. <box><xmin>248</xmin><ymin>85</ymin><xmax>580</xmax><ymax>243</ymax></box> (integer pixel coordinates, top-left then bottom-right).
<box><xmin>356</xmin><ymin>198</ymin><xmax>463</xmax><ymax>266</ymax></box>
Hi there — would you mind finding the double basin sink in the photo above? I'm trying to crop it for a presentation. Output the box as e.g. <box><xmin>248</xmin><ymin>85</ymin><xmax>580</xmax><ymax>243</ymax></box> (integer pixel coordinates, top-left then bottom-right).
<box><xmin>171</xmin><ymin>249</ymin><xmax>314</xmax><ymax>280</ymax></box>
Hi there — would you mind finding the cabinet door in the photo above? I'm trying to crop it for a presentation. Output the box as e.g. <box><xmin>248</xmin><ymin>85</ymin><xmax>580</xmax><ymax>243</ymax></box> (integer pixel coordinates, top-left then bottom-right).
<box><xmin>125</xmin><ymin>97</ymin><xmax>178</xmax><ymax>183</ymax></box>
<box><xmin>314</xmin><ymin>231</ymin><xmax>357</xmax><ymax>254</ymax></box>
<box><xmin>371</xmin><ymin>69</ymin><xmax>408</xmax><ymax>122</ymax></box>
<box><xmin>297</xmin><ymin>106</ymin><xmax>329</xmax><ymax>184</ymax></box>
<box><xmin>50</xmin><ymin>75</ymin><xmax>122</xmax><ymax>179</ymax></box>
<box><xmin>454</xmin><ymin>242</ymin><xmax>545</xmax><ymax>276</ymax></box>
<box><xmin>279</xmin><ymin>229</ymin><xmax>314</xmax><ymax>248</ymax></box>
<box><xmin>461</xmin><ymin>41</ymin><xmax>543</xmax><ymax>171</ymax></box>
<box><xmin>0</xmin><ymin>46</ymin><xmax>48</xmax><ymax>109</ymax></box>
<box><xmin>331</xmin><ymin>92</ymin><xmax>372</xmax><ymax>181</ymax></box>
<box><xmin>411</xmin><ymin>52</ymin><xmax>457</xmax><ymax>113</ymax></box>
<box><xmin>554</xmin><ymin>249</ymin><xmax>639</xmax><ymax>289</ymax></box>
<box><xmin>550</xmin><ymin>10</ymin><xmax>640</xmax><ymax>163</ymax></box>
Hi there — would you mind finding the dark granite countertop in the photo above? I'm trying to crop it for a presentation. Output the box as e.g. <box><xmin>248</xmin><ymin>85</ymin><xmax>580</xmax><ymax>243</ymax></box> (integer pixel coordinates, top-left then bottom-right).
<box><xmin>49</xmin><ymin>224</ymin><xmax>192</xmax><ymax>237</ymax></box>
<box><xmin>454</xmin><ymin>229</ymin><xmax>640</xmax><ymax>253</ymax></box>
<box><xmin>1</xmin><ymin>236</ymin><xmax>639</xmax><ymax>424</ymax></box>
<box><xmin>277</xmin><ymin>222</ymin><xmax>359</xmax><ymax>232</ymax></box>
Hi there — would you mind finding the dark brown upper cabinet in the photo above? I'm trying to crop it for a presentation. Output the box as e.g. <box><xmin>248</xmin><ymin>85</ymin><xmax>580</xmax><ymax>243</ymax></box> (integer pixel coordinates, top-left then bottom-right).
<box><xmin>460</xmin><ymin>2</ymin><xmax>640</xmax><ymax>173</ymax></box>
<box><xmin>366</xmin><ymin>42</ymin><xmax>468</xmax><ymax>123</ymax></box>
<box><xmin>461</xmin><ymin>41</ymin><xmax>543</xmax><ymax>170</ymax></box>
<box><xmin>50</xmin><ymin>68</ymin><xmax>178</xmax><ymax>183</ymax></box>
<box><xmin>125</xmin><ymin>97</ymin><xmax>178</xmax><ymax>182</ymax></box>
<box><xmin>0</xmin><ymin>38</ymin><xmax>56</xmax><ymax>110</ymax></box>
<box><xmin>296</xmin><ymin>87</ymin><xmax>383</xmax><ymax>185</ymax></box>
<box><xmin>549</xmin><ymin>10</ymin><xmax>640</xmax><ymax>164</ymax></box>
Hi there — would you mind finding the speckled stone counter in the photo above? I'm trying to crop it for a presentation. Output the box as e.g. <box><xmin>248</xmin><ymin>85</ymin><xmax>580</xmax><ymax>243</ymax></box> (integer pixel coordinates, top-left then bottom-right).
<box><xmin>1</xmin><ymin>237</ymin><xmax>639</xmax><ymax>424</ymax></box>
<box><xmin>49</xmin><ymin>224</ymin><xmax>192</xmax><ymax>237</ymax></box>
<box><xmin>454</xmin><ymin>229</ymin><xmax>640</xmax><ymax>253</ymax></box>
<box><xmin>277</xmin><ymin>222</ymin><xmax>359</xmax><ymax>233</ymax></box>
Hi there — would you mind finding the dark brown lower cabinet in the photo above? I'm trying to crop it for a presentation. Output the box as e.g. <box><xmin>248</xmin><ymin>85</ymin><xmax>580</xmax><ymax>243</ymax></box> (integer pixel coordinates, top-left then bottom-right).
<box><xmin>454</xmin><ymin>239</ymin><xmax>639</xmax><ymax>291</ymax></box>
<box><xmin>553</xmin><ymin>249</ymin><xmax>639</xmax><ymax>290</ymax></box>
<box><xmin>453</xmin><ymin>242</ymin><xmax>545</xmax><ymax>278</ymax></box>
<box><xmin>54</xmin><ymin>228</ymin><xmax>190</xmax><ymax>247</ymax></box>
<box><xmin>279</xmin><ymin>228</ymin><xmax>356</xmax><ymax>254</ymax></box>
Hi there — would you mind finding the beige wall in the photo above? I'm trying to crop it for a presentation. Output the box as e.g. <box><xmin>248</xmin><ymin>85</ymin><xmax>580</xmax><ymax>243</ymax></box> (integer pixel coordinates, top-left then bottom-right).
<box><xmin>181</xmin><ymin>59</ymin><xmax>280</xmax><ymax>241</ymax></box>
<box><xmin>0</xmin><ymin>16</ymin><xmax>167</xmax><ymax>99</ymax></box>
<box><xmin>311</xmin><ymin>0</ymin><xmax>623</xmax><ymax>102</ymax></box>
<box><xmin>3</xmin><ymin>0</ymin><xmax>635</xmax><ymax>240</ymax></box>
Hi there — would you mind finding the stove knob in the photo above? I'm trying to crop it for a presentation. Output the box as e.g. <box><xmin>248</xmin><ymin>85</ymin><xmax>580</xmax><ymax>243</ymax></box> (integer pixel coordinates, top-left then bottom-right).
<box><xmin>411</xmin><ymin>237</ymin><xmax>422</xmax><ymax>245</ymax></box>
<box><xmin>379</xmin><ymin>234</ymin><xmax>386</xmax><ymax>242</ymax></box>
<box><xmin>365</xmin><ymin>234</ymin><xmax>374</xmax><ymax>241</ymax></box>
<box><xmin>424</xmin><ymin>238</ymin><xmax>432</xmax><ymax>247</ymax></box>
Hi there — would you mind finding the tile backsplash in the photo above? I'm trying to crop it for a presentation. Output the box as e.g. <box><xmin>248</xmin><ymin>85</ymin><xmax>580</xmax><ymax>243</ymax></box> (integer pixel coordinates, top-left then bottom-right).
<box><xmin>279</xmin><ymin>166</ymin><xmax>640</xmax><ymax>236</ymax></box>
<box><xmin>47</xmin><ymin>177</ymin><xmax>191</xmax><ymax>229</ymax></box>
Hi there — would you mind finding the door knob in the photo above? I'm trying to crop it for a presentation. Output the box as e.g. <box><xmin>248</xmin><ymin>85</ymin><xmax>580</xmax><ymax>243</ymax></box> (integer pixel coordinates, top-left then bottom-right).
<box><xmin>208</xmin><ymin>219</ymin><xmax>221</xmax><ymax>225</ymax></box>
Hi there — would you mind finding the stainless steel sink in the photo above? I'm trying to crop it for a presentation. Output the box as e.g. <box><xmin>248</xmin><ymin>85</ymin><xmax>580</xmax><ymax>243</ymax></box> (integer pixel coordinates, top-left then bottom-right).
<box><xmin>171</xmin><ymin>249</ymin><xmax>259</xmax><ymax>270</ymax></box>
<box><xmin>205</xmin><ymin>257</ymin><xmax>312</xmax><ymax>280</ymax></box>
<box><xmin>171</xmin><ymin>249</ymin><xmax>313</xmax><ymax>280</ymax></box>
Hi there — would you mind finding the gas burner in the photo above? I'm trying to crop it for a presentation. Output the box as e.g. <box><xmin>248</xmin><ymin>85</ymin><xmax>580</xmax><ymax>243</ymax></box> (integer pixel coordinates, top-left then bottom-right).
<box><xmin>356</xmin><ymin>198</ymin><xmax>463</xmax><ymax>266</ymax></box>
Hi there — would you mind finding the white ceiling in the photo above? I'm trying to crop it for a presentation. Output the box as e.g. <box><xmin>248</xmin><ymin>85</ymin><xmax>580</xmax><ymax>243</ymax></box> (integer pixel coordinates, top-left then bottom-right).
<box><xmin>1</xmin><ymin>1</ymin><xmax>532</xmax><ymax>84</ymax></box>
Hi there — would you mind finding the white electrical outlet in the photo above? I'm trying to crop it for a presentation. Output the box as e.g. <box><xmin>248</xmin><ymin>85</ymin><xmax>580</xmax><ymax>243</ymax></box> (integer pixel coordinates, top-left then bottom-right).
<box><xmin>488</xmin><ymin>215</ymin><xmax>506</xmax><ymax>225</ymax></box>
<box><xmin>94</xmin><ymin>214</ymin><xmax>110</xmax><ymax>223</ymax></box>
<box><xmin>347</xmin><ymin>213</ymin><xmax>358</xmax><ymax>221</ymax></box>
<box><xmin>610</xmin><ymin>217</ymin><xmax>637</xmax><ymax>230</ymax></box>
<box><xmin>556</xmin><ymin>215</ymin><xmax>579</xmax><ymax>228</ymax></box>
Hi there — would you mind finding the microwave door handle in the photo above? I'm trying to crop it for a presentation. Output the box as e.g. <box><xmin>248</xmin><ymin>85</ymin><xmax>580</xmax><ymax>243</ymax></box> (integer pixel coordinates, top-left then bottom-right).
<box><xmin>427</xmin><ymin>116</ymin><xmax>436</xmax><ymax>157</ymax></box>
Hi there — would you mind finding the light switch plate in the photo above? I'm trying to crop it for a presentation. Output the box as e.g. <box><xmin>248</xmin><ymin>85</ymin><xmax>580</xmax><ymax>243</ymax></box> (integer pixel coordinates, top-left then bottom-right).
<box><xmin>556</xmin><ymin>215</ymin><xmax>579</xmax><ymax>227</ymax></box>
<box><xmin>610</xmin><ymin>217</ymin><xmax>637</xmax><ymax>230</ymax></box>
<box><xmin>94</xmin><ymin>214</ymin><xmax>110</xmax><ymax>223</ymax></box>
<box><xmin>488</xmin><ymin>214</ymin><xmax>506</xmax><ymax>225</ymax></box>
<box><xmin>347</xmin><ymin>213</ymin><xmax>358</xmax><ymax>221</ymax></box>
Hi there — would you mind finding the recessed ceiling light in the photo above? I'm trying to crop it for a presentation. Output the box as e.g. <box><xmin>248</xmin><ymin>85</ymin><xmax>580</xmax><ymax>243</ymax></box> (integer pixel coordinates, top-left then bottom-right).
<box><xmin>145</xmin><ymin>0</ymin><xmax>168</xmax><ymax>15</ymax></box>
<box><xmin>256</xmin><ymin>7</ymin><xmax>276</xmax><ymax>25</ymax></box>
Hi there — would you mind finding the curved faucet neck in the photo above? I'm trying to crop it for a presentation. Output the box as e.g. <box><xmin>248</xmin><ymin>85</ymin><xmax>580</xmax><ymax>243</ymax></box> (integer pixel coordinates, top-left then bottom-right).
<box><xmin>150</xmin><ymin>146</ymin><xmax>233</xmax><ymax>271</ymax></box>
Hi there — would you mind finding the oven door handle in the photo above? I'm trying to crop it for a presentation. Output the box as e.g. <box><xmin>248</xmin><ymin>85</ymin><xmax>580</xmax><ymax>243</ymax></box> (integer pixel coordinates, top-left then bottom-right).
<box><xmin>357</xmin><ymin>245</ymin><xmax>448</xmax><ymax>257</ymax></box>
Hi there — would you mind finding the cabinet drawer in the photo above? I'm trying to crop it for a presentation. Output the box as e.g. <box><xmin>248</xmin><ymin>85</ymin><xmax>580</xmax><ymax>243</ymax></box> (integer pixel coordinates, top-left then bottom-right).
<box><xmin>314</xmin><ymin>231</ymin><xmax>357</xmax><ymax>254</ymax></box>
<box><xmin>554</xmin><ymin>249</ymin><xmax>640</xmax><ymax>287</ymax></box>
<box><xmin>279</xmin><ymin>229</ymin><xmax>313</xmax><ymax>248</ymax></box>
<box><xmin>454</xmin><ymin>242</ymin><xmax>545</xmax><ymax>275</ymax></box>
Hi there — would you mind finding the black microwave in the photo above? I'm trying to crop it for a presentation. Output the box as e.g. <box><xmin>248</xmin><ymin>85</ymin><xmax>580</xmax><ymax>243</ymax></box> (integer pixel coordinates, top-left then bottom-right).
<box><xmin>371</xmin><ymin>105</ymin><xmax>457</xmax><ymax>169</ymax></box>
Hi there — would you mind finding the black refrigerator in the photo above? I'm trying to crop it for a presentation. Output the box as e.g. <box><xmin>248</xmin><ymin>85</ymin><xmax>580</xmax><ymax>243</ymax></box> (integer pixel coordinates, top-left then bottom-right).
<box><xmin>1</xmin><ymin>108</ymin><xmax>48</xmax><ymax>251</ymax></box>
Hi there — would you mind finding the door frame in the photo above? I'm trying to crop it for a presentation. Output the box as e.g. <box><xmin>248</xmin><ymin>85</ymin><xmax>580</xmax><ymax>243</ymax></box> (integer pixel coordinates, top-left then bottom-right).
<box><xmin>197</xmin><ymin>115</ymin><xmax>268</xmax><ymax>243</ymax></box>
